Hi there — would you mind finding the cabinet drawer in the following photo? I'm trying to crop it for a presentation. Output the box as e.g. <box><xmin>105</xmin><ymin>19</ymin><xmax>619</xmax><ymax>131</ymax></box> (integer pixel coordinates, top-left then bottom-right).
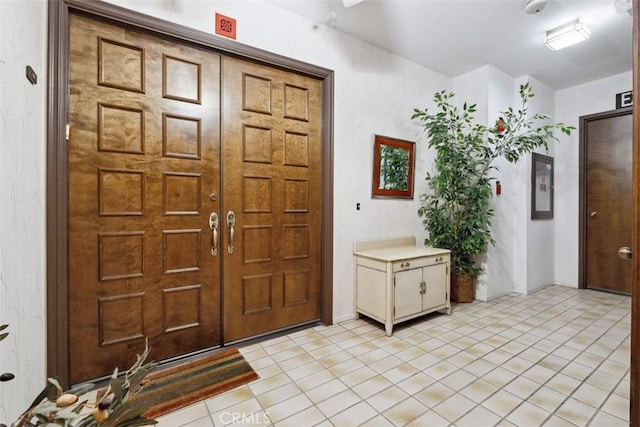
<box><xmin>392</xmin><ymin>254</ymin><xmax>448</xmax><ymax>272</ymax></box>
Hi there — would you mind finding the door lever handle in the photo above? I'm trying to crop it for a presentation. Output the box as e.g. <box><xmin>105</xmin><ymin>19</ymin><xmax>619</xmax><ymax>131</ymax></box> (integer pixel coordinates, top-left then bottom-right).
<box><xmin>209</xmin><ymin>212</ymin><xmax>219</xmax><ymax>256</ymax></box>
<box><xmin>618</xmin><ymin>246</ymin><xmax>632</xmax><ymax>260</ymax></box>
<box><xmin>227</xmin><ymin>211</ymin><xmax>236</xmax><ymax>254</ymax></box>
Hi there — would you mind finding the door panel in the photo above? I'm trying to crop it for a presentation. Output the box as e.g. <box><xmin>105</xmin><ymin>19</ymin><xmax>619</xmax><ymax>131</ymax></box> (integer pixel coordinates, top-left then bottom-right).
<box><xmin>585</xmin><ymin>111</ymin><xmax>632</xmax><ymax>294</ymax></box>
<box><xmin>394</xmin><ymin>269</ymin><xmax>423</xmax><ymax>319</ymax></box>
<box><xmin>222</xmin><ymin>57</ymin><xmax>322</xmax><ymax>342</ymax></box>
<box><xmin>68</xmin><ymin>15</ymin><xmax>221</xmax><ymax>383</ymax></box>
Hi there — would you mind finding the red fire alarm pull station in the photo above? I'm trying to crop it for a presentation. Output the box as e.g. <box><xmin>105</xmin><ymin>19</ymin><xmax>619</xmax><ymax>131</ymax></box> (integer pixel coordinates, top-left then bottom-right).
<box><xmin>215</xmin><ymin>13</ymin><xmax>237</xmax><ymax>39</ymax></box>
<box><xmin>496</xmin><ymin>181</ymin><xmax>502</xmax><ymax>195</ymax></box>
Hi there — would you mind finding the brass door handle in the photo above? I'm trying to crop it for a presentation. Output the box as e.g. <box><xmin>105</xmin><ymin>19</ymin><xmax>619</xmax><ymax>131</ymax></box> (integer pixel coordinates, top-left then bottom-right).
<box><xmin>227</xmin><ymin>211</ymin><xmax>236</xmax><ymax>254</ymax></box>
<box><xmin>209</xmin><ymin>212</ymin><xmax>219</xmax><ymax>256</ymax></box>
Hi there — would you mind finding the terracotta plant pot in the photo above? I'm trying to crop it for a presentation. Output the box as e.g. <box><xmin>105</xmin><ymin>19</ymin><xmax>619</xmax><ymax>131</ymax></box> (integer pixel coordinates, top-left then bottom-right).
<box><xmin>451</xmin><ymin>273</ymin><xmax>475</xmax><ymax>303</ymax></box>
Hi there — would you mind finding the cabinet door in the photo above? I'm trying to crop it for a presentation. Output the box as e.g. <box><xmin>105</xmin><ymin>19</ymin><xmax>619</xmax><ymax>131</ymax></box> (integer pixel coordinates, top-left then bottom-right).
<box><xmin>423</xmin><ymin>263</ymin><xmax>448</xmax><ymax>310</ymax></box>
<box><xmin>394</xmin><ymin>268</ymin><xmax>423</xmax><ymax>319</ymax></box>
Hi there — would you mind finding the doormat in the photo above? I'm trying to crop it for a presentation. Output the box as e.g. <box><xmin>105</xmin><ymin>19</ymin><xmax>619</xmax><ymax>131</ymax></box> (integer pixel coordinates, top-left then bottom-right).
<box><xmin>132</xmin><ymin>347</ymin><xmax>259</xmax><ymax>419</ymax></box>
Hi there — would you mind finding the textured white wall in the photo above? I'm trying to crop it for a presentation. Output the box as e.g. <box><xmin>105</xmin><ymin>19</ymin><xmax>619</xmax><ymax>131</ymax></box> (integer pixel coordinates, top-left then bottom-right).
<box><xmin>523</xmin><ymin>77</ymin><xmax>556</xmax><ymax>293</ymax></box>
<box><xmin>0</xmin><ymin>0</ymin><xmax>48</xmax><ymax>422</ymax></box>
<box><xmin>554</xmin><ymin>71</ymin><xmax>633</xmax><ymax>287</ymax></box>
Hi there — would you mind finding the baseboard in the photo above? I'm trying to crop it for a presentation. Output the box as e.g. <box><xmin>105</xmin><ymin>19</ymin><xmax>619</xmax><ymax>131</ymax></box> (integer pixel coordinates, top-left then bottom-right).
<box><xmin>333</xmin><ymin>313</ymin><xmax>357</xmax><ymax>324</ymax></box>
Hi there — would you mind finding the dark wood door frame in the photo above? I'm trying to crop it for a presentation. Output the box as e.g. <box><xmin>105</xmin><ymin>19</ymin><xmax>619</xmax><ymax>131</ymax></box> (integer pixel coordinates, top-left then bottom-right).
<box><xmin>631</xmin><ymin>1</ymin><xmax>639</xmax><ymax>423</ymax></box>
<box><xmin>47</xmin><ymin>0</ymin><xmax>334</xmax><ymax>386</ymax></box>
<box><xmin>578</xmin><ymin>106</ymin><xmax>633</xmax><ymax>291</ymax></box>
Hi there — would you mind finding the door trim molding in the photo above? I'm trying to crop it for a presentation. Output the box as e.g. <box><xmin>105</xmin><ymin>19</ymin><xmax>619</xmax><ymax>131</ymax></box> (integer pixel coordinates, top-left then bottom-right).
<box><xmin>47</xmin><ymin>0</ymin><xmax>334</xmax><ymax>385</ymax></box>
<box><xmin>577</xmin><ymin>106</ymin><xmax>632</xmax><ymax>291</ymax></box>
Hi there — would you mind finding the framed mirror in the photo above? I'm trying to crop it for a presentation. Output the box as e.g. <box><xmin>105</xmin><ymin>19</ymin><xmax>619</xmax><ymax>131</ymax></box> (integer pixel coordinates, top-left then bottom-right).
<box><xmin>531</xmin><ymin>152</ymin><xmax>554</xmax><ymax>219</ymax></box>
<box><xmin>372</xmin><ymin>135</ymin><xmax>415</xmax><ymax>199</ymax></box>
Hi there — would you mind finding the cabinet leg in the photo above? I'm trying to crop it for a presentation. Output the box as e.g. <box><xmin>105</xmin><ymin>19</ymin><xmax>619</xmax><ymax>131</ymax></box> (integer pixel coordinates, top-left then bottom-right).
<box><xmin>385</xmin><ymin>322</ymin><xmax>393</xmax><ymax>336</ymax></box>
<box><xmin>446</xmin><ymin>306</ymin><xmax>452</xmax><ymax>315</ymax></box>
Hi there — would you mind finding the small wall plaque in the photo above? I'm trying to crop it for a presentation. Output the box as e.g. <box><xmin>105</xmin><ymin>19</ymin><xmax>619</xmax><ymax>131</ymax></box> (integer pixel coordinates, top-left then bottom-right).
<box><xmin>616</xmin><ymin>91</ymin><xmax>633</xmax><ymax>109</ymax></box>
<box><xmin>215</xmin><ymin>13</ymin><xmax>237</xmax><ymax>40</ymax></box>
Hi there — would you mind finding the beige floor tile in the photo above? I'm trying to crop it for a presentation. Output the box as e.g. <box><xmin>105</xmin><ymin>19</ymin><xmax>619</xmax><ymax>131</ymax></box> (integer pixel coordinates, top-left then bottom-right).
<box><xmin>542</xmin><ymin>414</ymin><xmax>578</xmax><ymax>426</ymax></box>
<box><xmin>248</xmin><ymin>372</ymin><xmax>291</xmax><ymax>396</ymax></box>
<box><xmin>589</xmin><ymin>409</ymin><xmax>629</xmax><ymax>427</ymax></box>
<box><xmin>255</xmin><ymin>382</ymin><xmax>303</xmax><ymax>408</ymax></box>
<box><xmin>156</xmin><ymin>402</ymin><xmax>211</xmax><ymax>427</ymax></box>
<box><xmin>414</xmin><ymin>381</ymin><xmax>455</xmax><ymax>408</ymax></box>
<box><xmin>481</xmin><ymin>390</ymin><xmax>523</xmax><ymax>418</ymax></box>
<box><xmin>286</xmin><ymin>360</ymin><xmax>326</xmax><ymax>381</ymax></box>
<box><xmin>554</xmin><ymin>397</ymin><xmax>597</xmax><ymax>426</ymax></box>
<box><xmin>459</xmin><ymin>378</ymin><xmax>499</xmax><ymax>404</ymax></box>
<box><xmin>263</xmin><ymin>393</ymin><xmax>312</xmax><ymax>423</ymax></box>
<box><xmin>440</xmin><ymin>368</ymin><xmax>477</xmax><ymax>391</ymax></box>
<box><xmin>424</xmin><ymin>360</ymin><xmax>458</xmax><ymax>380</ymax></box>
<box><xmin>405</xmin><ymin>409</ymin><xmax>449</xmax><ymax>427</ymax></box>
<box><xmin>305</xmin><ymin>378</ymin><xmax>348</xmax><ymax>404</ymax></box>
<box><xmin>210</xmin><ymin>397</ymin><xmax>264</xmax><ymax>426</ymax></box>
<box><xmin>317</xmin><ymin>350</ymin><xmax>354</xmax><ymax>369</ymax></box>
<box><xmin>546</xmin><ymin>372</ymin><xmax>581</xmax><ymax>396</ymax></box>
<box><xmin>601</xmin><ymin>393</ymin><xmax>630</xmax><ymax>422</ymax></box>
<box><xmin>397</xmin><ymin>371</ymin><xmax>435</xmax><ymax>395</ymax></box>
<box><xmin>572</xmin><ymin>381</ymin><xmax>610</xmax><ymax>408</ymax></box>
<box><xmin>147</xmin><ymin>287</ymin><xmax>631</xmax><ymax>427</ymax></box>
<box><xmin>455</xmin><ymin>405</ymin><xmax>502</xmax><ymax>427</ymax></box>
<box><xmin>205</xmin><ymin>386</ymin><xmax>254</xmax><ymax>412</ymax></box>
<box><xmin>482</xmin><ymin>366</ymin><xmax>518</xmax><ymax>388</ymax></box>
<box><xmin>352</xmin><ymin>375</ymin><xmax>394</xmax><ymax>400</ymax></box>
<box><xmin>367</xmin><ymin>385</ymin><xmax>410</xmax><ymax>412</ymax></box>
<box><xmin>277</xmin><ymin>406</ymin><xmax>326</xmax><ymax>427</ymax></box>
<box><xmin>522</xmin><ymin>364</ymin><xmax>556</xmax><ymax>385</ymax></box>
<box><xmin>359</xmin><ymin>414</ymin><xmax>395</xmax><ymax>427</ymax></box>
<box><xmin>339</xmin><ymin>365</ymin><xmax>378</xmax><ymax>388</ymax></box>
<box><xmin>294</xmin><ymin>369</ymin><xmax>336</xmax><ymax>392</ymax></box>
<box><xmin>369</xmin><ymin>355</ymin><xmax>404</xmax><ymax>374</ymax></box>
<box><xmin>383</xmin><ymin>397</ymin><xmax>429</xmax><ymax>425</ymax></box>
<box><xmin>432</xmin><ymin>392</ymin><xmax>475</xmax><ymax>423</ymax></box>
<box><xmin>504</xmin><ymin>375</ymin><xmax>541</xmax><ymax>399</ymax></box>
<box><xmin>329</xmin><ymin>401</ymin><xmax>377</xmax><ymax>427</ymax></box>
<box><xmin>381</xmin><ymin>363</ymin><xmax>419</xmax><ymax>384</ymax></box>
<box><xmin>527</xmin><ymin>386</ymin><xmax>567</xmax><ymax>413</ymax></box>
<box><xmin>506</xmin><ymin>401</ymin><xmax>551</xmax><ymax>426</ymax></box>
<box><xmin>316</xmin><ymin>389</ymin><xmax>361</xmax><ymax>418</ymax></box>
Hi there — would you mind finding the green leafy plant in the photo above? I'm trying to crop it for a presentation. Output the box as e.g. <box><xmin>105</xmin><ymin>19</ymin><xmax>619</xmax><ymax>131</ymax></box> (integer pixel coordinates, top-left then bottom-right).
<box><xmin>412</xmin><ymin>82</ymin><xmax>573</xmax><ymax>278</ymax></box>
<box><xmin>1</xmin><ymin>325</ymin><xmax>158</xmax><ymax>427</ymax></box>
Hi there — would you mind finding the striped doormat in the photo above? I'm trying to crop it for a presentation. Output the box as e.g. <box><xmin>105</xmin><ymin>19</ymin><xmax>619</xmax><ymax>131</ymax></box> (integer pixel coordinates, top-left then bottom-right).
<box><xmin>133</xmin><ymin>347</ymin><xmax>259</xmax><ymax>419</ymax></box>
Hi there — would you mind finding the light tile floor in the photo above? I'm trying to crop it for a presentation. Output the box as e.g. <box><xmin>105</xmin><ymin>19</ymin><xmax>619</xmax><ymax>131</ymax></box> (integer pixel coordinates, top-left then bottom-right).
<box><xmin>155</xmin><ymin>286</ymin><xmax>630</xmax><ymax>426</ymax></box>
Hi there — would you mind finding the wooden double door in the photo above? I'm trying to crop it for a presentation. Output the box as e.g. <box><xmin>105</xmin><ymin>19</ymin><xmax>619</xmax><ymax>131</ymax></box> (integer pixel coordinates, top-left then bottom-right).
<box><xmin>68</xmin><ymin>15</ymin><xmax>322</xmax><ymax>383</ymax></box>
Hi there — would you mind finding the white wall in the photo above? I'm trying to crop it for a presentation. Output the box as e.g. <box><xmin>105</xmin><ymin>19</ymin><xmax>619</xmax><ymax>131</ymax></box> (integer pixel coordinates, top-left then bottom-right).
<box><xmin>554</xmin><ymin>71</ymin><xmax>633</xmax><ymax>287</ymax></box>
<box><xmin>0</xmin><ymin>0</ymin><xmax>48</xmax><ymax>422</ymax></box>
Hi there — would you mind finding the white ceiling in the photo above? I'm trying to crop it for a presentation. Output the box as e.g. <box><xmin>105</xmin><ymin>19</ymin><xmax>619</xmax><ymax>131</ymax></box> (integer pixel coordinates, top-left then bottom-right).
<box><xmin>265</xmin><ymin>0</ymin><xmax>633</xmax><ymax>90</ymax></box>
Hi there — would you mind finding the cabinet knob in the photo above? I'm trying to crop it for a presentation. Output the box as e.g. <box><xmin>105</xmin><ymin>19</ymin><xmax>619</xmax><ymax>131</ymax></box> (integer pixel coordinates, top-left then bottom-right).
<box><xmin>401</xmin><ymin>262</ymin><xmax>410</xmax><ymax>268</ymax></box>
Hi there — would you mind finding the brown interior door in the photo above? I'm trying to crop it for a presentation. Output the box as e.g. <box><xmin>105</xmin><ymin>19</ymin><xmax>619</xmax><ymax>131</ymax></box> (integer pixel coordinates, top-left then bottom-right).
<box><xmin>584</xmin><ymin>109</ymin><xmax>633</xmax><ymax>294</ymax></box>
<box><xmin>221</xmin><ymin>57</ymin><xmax>322</xmax><ymax>342</ymax></box>
<box><xmin>68</xmin><ymin>15</ymin><xmax>222</xmax><ymax>383</ymax></box>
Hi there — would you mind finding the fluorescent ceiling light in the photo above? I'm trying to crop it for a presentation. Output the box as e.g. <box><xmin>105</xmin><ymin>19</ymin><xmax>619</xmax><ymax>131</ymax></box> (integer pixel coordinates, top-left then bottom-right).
<box><xmin>544</xmin><ymin>18</ymin><xmax>590</xmax><ymax>51</ymax></box>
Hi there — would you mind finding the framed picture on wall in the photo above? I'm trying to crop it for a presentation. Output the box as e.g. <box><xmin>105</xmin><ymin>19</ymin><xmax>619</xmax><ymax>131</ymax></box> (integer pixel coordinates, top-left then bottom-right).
<box><xmin>531</xmin><ymin>152</ymin><xmax>554</xmax><ymax>219</ymax></box>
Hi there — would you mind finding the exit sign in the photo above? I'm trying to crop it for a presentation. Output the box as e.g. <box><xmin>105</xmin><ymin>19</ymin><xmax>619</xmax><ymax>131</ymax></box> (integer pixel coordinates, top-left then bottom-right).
<box><xmin>215</xmin><ymin>13</ymin><xmax>236</xmax><ymax>40</ymax></box>
<box><xmin>616</xmin><ymin>91</ymin><xmax>633</xmax><ymax>109</ymax></box>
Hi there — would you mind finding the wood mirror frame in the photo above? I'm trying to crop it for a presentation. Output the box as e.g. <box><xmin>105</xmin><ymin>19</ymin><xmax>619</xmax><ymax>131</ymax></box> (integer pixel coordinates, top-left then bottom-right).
<box><xmin>372</xmin><ymin>135</ymin><xmax>415</xmax><ymax>199</ymax></box>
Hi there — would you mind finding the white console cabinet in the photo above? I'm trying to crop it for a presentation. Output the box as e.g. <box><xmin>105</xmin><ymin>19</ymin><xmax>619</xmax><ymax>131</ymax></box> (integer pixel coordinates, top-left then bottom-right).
<box><xmin>353</xmin><ymin>236</ymin><xmax>451</xmax><ymax>336</ymax></box>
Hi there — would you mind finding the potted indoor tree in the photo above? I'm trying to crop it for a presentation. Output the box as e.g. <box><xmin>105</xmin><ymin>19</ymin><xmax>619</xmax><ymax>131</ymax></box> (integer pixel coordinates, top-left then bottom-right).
<box><xmin>412</xmin><ymin>83</ymin><xmax>573</xmax><ymax>302</ymax></box>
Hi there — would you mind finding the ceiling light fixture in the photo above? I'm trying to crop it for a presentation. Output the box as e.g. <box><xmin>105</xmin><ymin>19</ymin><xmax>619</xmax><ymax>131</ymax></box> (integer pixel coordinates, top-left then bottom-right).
<box><xmin>545</xmin><ymin>18</ymin><xmax>590</xmax><ymax>51</ymax></box>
